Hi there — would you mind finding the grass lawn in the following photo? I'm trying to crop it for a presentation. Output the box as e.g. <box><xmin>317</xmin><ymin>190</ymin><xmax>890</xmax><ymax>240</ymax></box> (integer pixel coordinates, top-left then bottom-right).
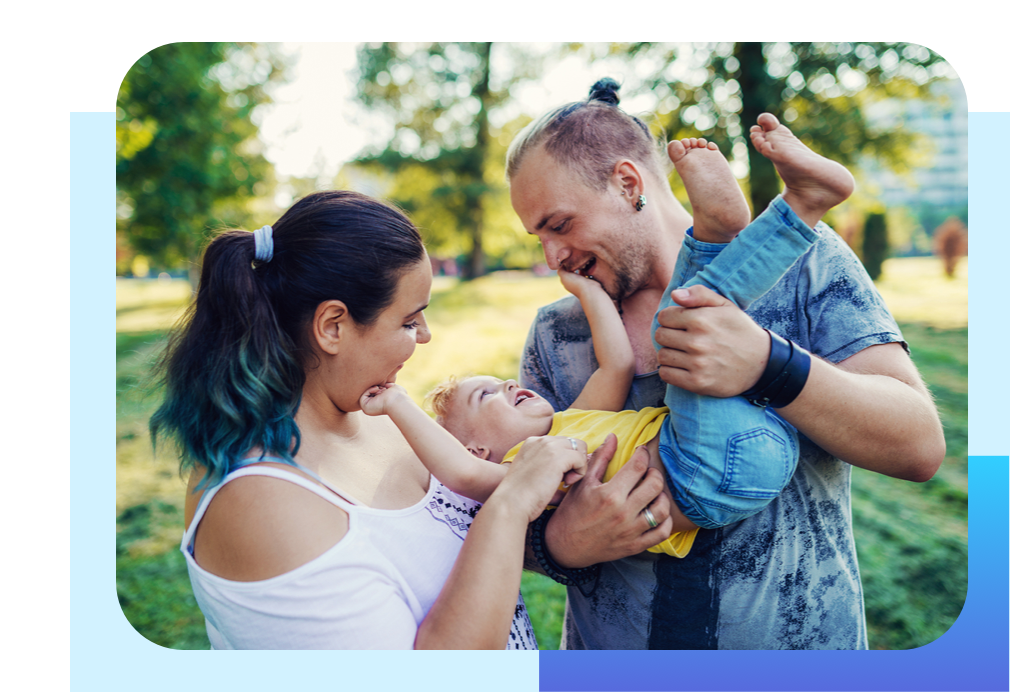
<box><xmin>116</xmin><ymin>256</ymin><xmax>967</xmax><ymax>650</ymax></box>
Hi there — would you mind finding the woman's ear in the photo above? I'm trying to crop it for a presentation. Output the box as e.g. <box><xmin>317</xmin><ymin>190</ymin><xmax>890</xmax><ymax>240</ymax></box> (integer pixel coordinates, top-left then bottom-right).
<box><xmin>312</xmin><ymin>300</ymin><xmax>352</xmax><ymax>355</ymax></box>
<box><xmin>612</xmin><ymin>159</ymin><xmax>644</xmax><ymax>203</ymax></box>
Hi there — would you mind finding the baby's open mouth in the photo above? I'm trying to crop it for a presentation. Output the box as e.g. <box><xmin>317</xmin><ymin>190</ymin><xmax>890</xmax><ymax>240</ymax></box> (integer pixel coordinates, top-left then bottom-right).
<box><xmin>515</xmin><ymin>392</ymin><xmax>533</xmax><ymax>406</ymax></box>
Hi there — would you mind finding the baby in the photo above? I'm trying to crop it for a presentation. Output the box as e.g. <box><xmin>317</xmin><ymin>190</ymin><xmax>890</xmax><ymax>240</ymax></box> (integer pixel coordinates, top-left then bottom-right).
<box><xmin>361</xmin><ymin>114</ymin><xmax>855</xmax><ymax>556</ymax></box>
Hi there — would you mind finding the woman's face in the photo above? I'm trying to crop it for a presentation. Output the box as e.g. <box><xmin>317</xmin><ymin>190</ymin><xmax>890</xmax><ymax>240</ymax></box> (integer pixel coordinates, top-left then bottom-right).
<box><xmin>338</xmin><ymin>259</ymin><xmax>433</xmax><ymax>407</ymax></box>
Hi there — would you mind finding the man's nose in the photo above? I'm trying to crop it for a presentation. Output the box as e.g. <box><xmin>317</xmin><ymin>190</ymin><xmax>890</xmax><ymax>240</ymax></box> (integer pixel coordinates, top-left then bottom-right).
<box><xmin>540</xmin><ymin>237</ymin><xmax>569</xmax><ymax>271</ymax></box>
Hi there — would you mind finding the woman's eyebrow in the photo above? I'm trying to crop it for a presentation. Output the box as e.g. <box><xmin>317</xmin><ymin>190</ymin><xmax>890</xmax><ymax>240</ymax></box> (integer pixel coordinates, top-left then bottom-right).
<box><xmin>403</xmin><ymin>303</ymin><xmax>428</xmax><ymax>319</ymax></box>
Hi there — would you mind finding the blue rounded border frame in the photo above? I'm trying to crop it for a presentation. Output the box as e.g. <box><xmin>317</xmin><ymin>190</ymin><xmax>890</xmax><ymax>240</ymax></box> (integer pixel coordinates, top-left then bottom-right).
<box><xmin>540</xmin><ymin>457</ymin><xmax>1006</xmax><ymax>691</ymax></box>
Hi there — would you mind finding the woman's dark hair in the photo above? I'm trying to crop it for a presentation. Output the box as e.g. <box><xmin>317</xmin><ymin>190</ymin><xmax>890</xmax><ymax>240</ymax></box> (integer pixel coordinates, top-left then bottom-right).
<box><xmin>505</xmin><ymin>77</ymin><xmax>669</xmax><ymax>190</ymax></box>
<box><xmin>150</xmin><ymin>190</ymin><xmax>426</xmax><ymax>489</ymax></box>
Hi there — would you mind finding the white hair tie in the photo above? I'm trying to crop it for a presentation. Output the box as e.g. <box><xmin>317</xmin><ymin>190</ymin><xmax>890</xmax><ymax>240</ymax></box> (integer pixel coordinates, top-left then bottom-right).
<box><xmin>253</xmin><ymin>225</ymin><xmax>274</xmax><ymax>262</ymax></box>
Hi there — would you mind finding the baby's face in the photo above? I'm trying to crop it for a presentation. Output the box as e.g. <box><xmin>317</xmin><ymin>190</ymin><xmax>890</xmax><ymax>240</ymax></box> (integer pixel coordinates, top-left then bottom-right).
<box><xmin>445</xmin><ymin>376</ymin><xmax>556</xmax><ymax>463</ymax></box>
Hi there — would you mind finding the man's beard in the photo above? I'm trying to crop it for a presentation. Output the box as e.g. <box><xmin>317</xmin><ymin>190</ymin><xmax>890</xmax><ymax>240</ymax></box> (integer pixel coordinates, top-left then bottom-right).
<box><xmin>603</xmin><ymin>241</ymin><xmax>652</xmax><ymax>302</ymax></box>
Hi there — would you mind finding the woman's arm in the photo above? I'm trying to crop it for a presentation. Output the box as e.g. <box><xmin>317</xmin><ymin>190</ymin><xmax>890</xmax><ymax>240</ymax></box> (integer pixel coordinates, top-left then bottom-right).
<box><xmin>361</xmin><ymin>384</ymin><xmax>505</xmax><ymax>503</ymax></box>
<box><xmin>560</xmin><ymin>270</ymin><xmax>635</xmax><ymax>412</ymax></box>
<box><xmin>416</xmin><ymin>435</ymin><xmax>589</xmax><ymax>648</ymax></box>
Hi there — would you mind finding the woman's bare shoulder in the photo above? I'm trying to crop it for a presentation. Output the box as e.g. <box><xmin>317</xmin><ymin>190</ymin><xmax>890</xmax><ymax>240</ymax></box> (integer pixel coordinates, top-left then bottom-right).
<box><xmin>189</xmin><ymin>469</ymin><xmax>350</xmax><ymax>582</ymax></box>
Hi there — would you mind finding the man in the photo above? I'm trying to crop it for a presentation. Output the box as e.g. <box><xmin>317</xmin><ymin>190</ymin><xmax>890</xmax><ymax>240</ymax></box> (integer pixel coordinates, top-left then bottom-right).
<box><xmin>507</xmin><ymin>82</ymin><xmax>944</xmax><ymax>649</ymax></box>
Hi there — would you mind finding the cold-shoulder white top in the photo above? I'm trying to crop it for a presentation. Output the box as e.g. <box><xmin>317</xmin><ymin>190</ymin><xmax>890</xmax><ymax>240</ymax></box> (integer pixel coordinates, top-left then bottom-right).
<box><xmin>181</xmin><ymin>465</ymin><xmax>537</xmax><ymax>649</ymax></box>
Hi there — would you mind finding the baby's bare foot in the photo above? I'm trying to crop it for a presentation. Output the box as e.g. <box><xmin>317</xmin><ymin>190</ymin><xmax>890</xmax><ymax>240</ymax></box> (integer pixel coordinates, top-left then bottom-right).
<box><xmin>668</xmin><ymin>138</ymin><xmax>750</xmax><ymax>244</ymax></box>
<box><xmin>749</xmin><ymin>113</ymin><xmax>855</xmax><ymax>229</ymax></box>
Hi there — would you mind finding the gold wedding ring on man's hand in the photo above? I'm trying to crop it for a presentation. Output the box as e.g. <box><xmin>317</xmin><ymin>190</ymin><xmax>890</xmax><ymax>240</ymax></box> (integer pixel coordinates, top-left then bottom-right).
<box><xmin>642</xmin><ymin>507</ymin><xmax>659</xmax><ymax>529</ymax></box>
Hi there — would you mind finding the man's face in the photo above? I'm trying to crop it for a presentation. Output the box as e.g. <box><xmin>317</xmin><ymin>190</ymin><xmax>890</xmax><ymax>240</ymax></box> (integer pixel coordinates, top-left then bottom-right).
<box><xmin>510</xmin><ymin>145</ymin><xmax>654</xmax><ymax>302</ymax></box>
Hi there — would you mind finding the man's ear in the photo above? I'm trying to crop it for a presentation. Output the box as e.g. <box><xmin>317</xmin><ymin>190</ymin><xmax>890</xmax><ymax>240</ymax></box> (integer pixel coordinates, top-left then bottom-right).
<box><xmin>612</xmin><ymin>159</ymin><xmax>645</xmax><ymax>203</ymax></box>
<box><xmin>466</xmin><ymin>445</ymin><xmax>492</xmax><ymax>461</ymax></box>
<box><xmin>312</xmin><ymin>300</ymin><xmax>352</xmax><ymax>355</ymax></box>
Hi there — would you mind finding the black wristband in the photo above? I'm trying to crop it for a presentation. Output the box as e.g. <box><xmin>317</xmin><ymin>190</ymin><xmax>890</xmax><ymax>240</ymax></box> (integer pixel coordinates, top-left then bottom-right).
<box><xmin>530</xmin><ymin>509</ymin><xmax>600</xmax><ymax>597</ymax></box>
<box><xmin>742</xmin><ymin>329</ymin><xmax>812</xmax><ymax>409</ymax></box>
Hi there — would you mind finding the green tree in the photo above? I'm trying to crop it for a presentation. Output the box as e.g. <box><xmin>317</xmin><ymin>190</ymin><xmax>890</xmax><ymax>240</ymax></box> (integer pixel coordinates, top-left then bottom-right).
<box><xmin>602</xmin><ymin>42</ymin><xmax>953</xmax><ymax>214</ymax></box>
<box><xmin>354</xmin><ymin>42</ymin><xmax>541</xmax><ymax>278</ymax></box>
<box><xmin>117</xmin><ymin>42</ymin><xmax>288</xmax><ymax>281</ymax></box>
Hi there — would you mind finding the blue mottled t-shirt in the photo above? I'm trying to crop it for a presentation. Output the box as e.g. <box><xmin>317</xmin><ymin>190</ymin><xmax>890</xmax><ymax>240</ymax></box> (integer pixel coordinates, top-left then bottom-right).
<box><xmin>519</xmin><ymin>227</ymin><xmax>903</xmax><ymax>650</ymax></box>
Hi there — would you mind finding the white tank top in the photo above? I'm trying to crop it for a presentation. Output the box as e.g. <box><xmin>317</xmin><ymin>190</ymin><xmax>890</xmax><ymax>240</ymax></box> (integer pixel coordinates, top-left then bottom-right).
<box><xmin>181</xmin><ymin>465</ymin><xmax>537</xmax><ymax>649</ymax></box>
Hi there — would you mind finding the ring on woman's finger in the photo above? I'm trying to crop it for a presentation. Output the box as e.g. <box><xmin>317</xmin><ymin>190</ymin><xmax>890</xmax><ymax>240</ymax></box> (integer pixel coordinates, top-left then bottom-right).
<box><xmin>642</xmin><ymin>507</ymin><xmax>659</xmax><ymax>529</ymax></box>
<box><xmin>567</xmin><ymin>437</ymin><xmax>578</xmax><ymax>450</ymax></box>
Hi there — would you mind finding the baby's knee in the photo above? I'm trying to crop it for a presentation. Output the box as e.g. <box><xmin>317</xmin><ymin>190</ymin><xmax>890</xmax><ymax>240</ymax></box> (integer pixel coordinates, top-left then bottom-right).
<box><xmin>661</xmin><ymin>423</ymin><xmax>800</xmax><ymax>528</ymax></box>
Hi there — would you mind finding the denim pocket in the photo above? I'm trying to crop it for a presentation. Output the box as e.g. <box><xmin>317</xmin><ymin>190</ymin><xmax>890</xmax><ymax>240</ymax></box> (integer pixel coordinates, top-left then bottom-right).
<box><xmin>718</xmin><ymin>428</ymin><xmax>796</xmax><ymax>499</ymax></box>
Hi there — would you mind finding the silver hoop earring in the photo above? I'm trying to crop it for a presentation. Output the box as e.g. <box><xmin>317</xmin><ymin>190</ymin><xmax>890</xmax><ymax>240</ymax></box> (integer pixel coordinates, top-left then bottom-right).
<box><xmin>635</xmin><ymin>194</ymin><xmax>647</xmax><ymax>212</ymax></box>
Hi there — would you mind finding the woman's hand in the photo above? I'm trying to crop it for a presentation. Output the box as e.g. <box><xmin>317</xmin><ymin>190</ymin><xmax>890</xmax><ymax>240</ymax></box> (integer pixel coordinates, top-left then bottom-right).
<box><xmin>416</xmin><ymin>435</ymin><xmax>588</xmax><ymax>649</ymax></box>
<box><xmin>359</xmin><ymin>383</ymin><xmax>411</xmax><ymax>417</ymax></box>
<box><xmin>492</xmin><ymin>435</ymin><xmax>589</xmax><ymax>524</ymax></box>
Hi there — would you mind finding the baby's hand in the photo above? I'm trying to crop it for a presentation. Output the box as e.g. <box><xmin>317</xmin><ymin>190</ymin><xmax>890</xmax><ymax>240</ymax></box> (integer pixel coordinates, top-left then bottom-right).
<box><xmin>359</xmin><ymin>383</ymin><xmax>408</xmax><ymax>416</ymax></box>
<box><xmin>558</xmin><ymin>267</ymin><xmax>605</xmax><ymax>299</ymax></box>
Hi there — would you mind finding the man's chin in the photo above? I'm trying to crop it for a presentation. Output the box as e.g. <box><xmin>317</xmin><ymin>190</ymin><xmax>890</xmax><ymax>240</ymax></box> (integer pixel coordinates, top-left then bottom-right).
<box><xmin>606</xmin><ymin>276</ymin><xmax>636</xmax><ymax>302</ymax></box>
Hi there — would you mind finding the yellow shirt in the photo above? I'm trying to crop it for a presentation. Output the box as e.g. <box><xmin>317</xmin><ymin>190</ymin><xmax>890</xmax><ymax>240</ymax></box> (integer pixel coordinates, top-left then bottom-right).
<box><xmin>503</xmin><ymin>407</ymin><xmax>698</xmax><ymax>558</ymax></box>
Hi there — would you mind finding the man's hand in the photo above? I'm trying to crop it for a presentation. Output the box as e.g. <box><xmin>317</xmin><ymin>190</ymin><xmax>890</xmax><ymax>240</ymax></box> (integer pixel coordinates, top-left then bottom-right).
<box><xmin>657</xmin><ymin>287</ymin><xmax>944</xmax><ymax>480</ymax></box>
<box><xmin>654</xmin><ymin>285</ymin><xmax>770</xmax><ymax>397</ymax></box>
<box><xmin>545</xmin><ymin>434</ymin><xmax>673</xmax><ymax>569</ymax></box>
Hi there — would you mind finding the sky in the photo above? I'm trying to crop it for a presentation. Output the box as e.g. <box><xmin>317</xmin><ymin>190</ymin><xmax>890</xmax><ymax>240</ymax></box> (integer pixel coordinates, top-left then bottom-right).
<box><xmin>256</xmin><ymin>43</ymin><xmax>662</xmax><ymax>184</ymax></box>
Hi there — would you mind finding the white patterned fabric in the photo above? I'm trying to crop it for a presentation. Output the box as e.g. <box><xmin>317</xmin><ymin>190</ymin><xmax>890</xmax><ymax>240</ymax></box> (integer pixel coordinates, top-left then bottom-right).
<box><xmin>182</xmin><ymin>466</ymin><xmax>537</xmax><ymax>649</ymax></box>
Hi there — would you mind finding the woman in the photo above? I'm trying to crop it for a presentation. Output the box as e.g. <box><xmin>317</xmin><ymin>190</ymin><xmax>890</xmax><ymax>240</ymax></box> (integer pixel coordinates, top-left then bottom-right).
<box><xmin>151</xmin><ymin>190</ymin><xmax>616</xmax><ymax>649</ymax></box>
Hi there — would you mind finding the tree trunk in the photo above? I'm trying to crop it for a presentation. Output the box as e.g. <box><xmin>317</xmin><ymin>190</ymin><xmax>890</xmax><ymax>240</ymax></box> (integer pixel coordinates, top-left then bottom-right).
<box><xmin>463</xmin><ymin>42</ymin><xmax>492</xmax><ymax>280</ymax></box>
<box><xmin>862</xmin><ymin>212</ymin><xmax>888</xmax><ymax>281</ymax></box>
<box><xmin>734</xmin><ymin>42</ymin><xmax>781</xmax><ymax>215</ymax></box>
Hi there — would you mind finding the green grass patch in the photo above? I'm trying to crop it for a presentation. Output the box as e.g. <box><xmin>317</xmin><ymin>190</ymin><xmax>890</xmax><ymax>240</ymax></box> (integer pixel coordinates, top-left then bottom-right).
<box><xmin>116</xmin><ymin>257</ymin><xmax>968</xmax><ymax>650</ymax></box>
<box><xmin>851</xmin><ymin>318</ymin><xmax>968</xmax><ymax>649</ymax></box>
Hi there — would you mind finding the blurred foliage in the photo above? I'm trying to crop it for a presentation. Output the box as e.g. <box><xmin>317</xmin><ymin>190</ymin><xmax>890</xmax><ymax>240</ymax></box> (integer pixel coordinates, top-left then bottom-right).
<box><xmin>353</xmin><ymin>43</ymin><xmax>544</xmax><ymax>277</ymax></box>
<box><xmin>117</xmin><ymin>42</ymin><xmax>289</xmax><ymax>279</ymax></box>
<box><xmin>590</xmin><ymin>42</ymin><xmax>952</xmax><ymax>214</ymax></box>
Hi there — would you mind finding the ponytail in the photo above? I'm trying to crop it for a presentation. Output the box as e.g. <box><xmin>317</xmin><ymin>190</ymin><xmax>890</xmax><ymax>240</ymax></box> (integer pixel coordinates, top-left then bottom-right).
<box><xmin>150</xmin><ymin>230</ymin><xmax>303</xmax><ymax>489</ymax></box>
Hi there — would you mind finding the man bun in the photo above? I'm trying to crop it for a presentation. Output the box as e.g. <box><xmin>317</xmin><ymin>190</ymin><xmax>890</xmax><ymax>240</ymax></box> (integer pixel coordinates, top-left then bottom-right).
<box><xmin>588</xmin><ymin>77</ymin><xmax>621</xmax><ymax>105</ymax></box>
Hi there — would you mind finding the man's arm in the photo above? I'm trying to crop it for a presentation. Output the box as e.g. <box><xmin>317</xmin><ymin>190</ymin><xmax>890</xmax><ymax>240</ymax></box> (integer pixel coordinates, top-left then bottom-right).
<box><xmin>654</xmin><ymin>285</ymin><xmax>945</xmax><ymax>481</ymax></box>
